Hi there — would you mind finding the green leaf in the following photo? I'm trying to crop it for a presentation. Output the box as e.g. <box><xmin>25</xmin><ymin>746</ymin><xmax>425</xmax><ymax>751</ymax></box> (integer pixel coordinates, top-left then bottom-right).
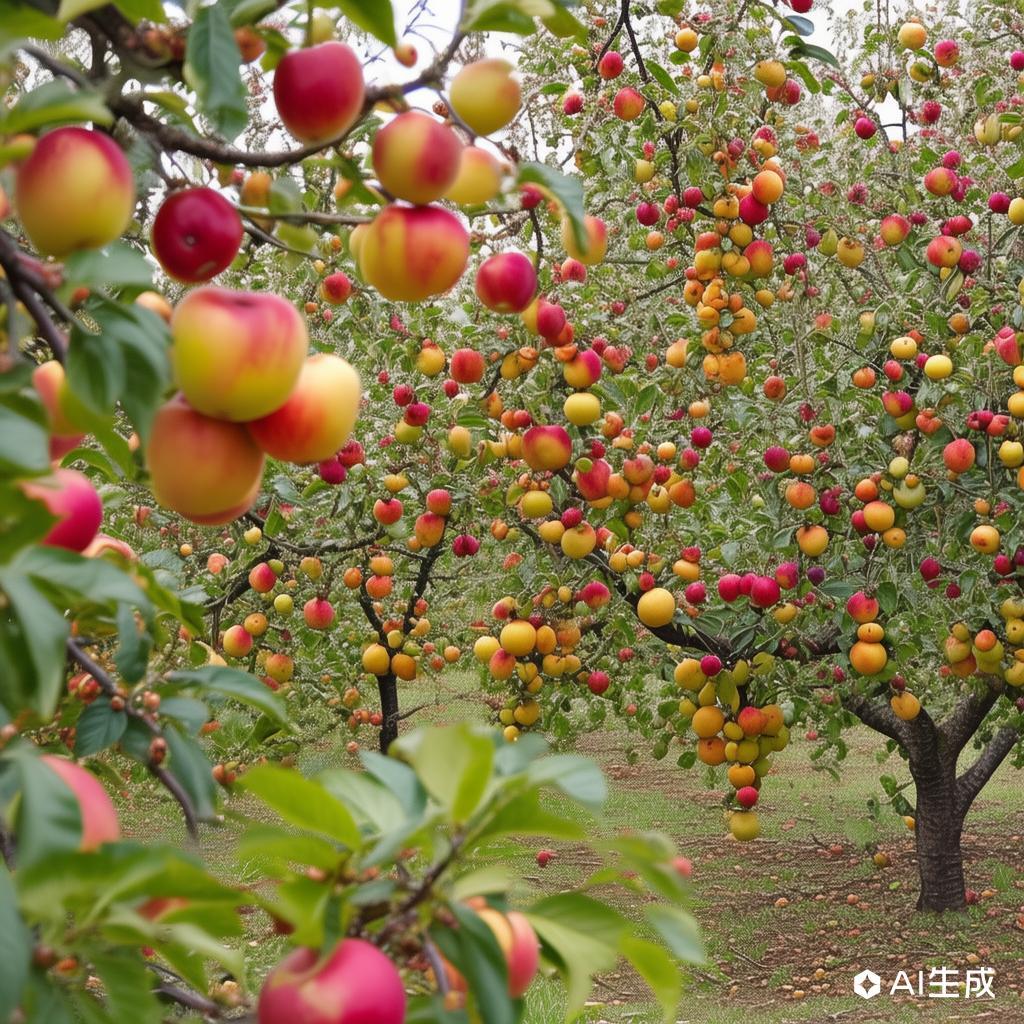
<box><xmin>168</xmin><ymin>666</ymin><xmax>288</xmax><ymax>726</ymax></box>
<box><xmin>115</xmin><ymin>602</ymin><xmax>152</xmax><ymax>684</ymax></box>
<box><xmin>0</xmin><ymin>79</ymin><xmax>111</xmax><ymax>133</ymax></box>
<box><xmin>67</xmin><ymin>297</ymin><xmax>170</xmax><ymax>439</ymax></box>
<box><xmin>0</xmin><ymin>1</ymin><xmax>64</xmax><ymax>46</ymax></box>
<box><xmin>360</xmin><ymin>750</ymin><xmax>427</xmax><ymax>817</ymax></box>
<box><xmin>463</xmin><ymin>1</ymin><xmax>537</xmax><ymax>34</ymax></box>
<box><xmin>786</xmin><ymin>37</ymin><xmax>840</xmax><ymax>68</ymax></box>
<box><xmin>527</xmin><ymin>753</ymin><xmax>606</xmax><ymax>810</ymax></box>
<box><xmin>782</xmin><ymin>13</ymin><xmax>814</xmax><ymax>36</ymax></box>
<box><xmin>74</xmin><ymin>698</ymin><xmax>128</xmax><ymax>757</ymax></box>
<box><xmin>238</xmin><ymin>824</ymin><xmax>343</xmax><ymax>870</ymax></box>
<box><xmin>476</xmin><ymin>789</ymin><xmax>585</xmax><ymax>842</ymax></box>
<box><xmin>647</xmin><ymin>61</ymin><xmax>680</xmax><ymax>96</ymax></box>
<box><xmin>184</xmin><ymin>3</ymin><xmax>248</xmax><ymax>140</ymax></box>
<box><xmin>393</xmin><ymin>723</ymin><xmax>493</xmax><ymax>821</ymax></box>
<box><xmin>0</xmin><ymin>864</ymin><xmax>30</xmax><ymax>1020</ymax></box>
<box><xmin>63</xmin><ymin>242</ymin><xmax>155</xmax><ymax>292</ymax></box>
<box><xmin>0</xmin><ymin>570</ymin><xmax>70</xmax><ymax>718</ymax></box>
<box><xmin>0</xmin><ymin>400</ymin><xmax>51</xmax><ymax>475</ymax></box>
<box><xmin>113</xmin><ymin>0</ymin><xmax>165</xmax><ymax>22</ymax></box>
<box><xmin>517</xmin><ymin>162</ymin><xmax>587</xmax><ymax>252</ymax></box>
<box><xmin>430</xmin><ymin>904</ymin><xmax>515</xmax><ymax>1024</ymax></box>
<box><xmin>90</xmin><ymin>950</ymin><xmax>161</xmax><ymax>1024</ymax></box>
<box><xmin>337</xmin><ymin>0</ymin><xmax>396</xmax><ymax>46</ymax></box>
<box><xmin>238</xmin><ymin>764</ymin><xmax>361</xmax><ymax>848</ymax></box>
<box><xmin>644</xmin><ymin>904</ymin><xmax>705</xmax><ymax>963</ymax></box>
<box><xmin>527</xmin><ymin>894</ymin><xmax>623</xmax><ymax>1016</ymax></box>
<box><xmin>1007</xmin><ymin>155</ymin><xmax>1024</xmax><ymax>179</ymax></box>
<box><xmin>451</xmin><ymin>864</ymin><xmax>513</xmax><ymax>901</ymax></box>
<box><xmin>163</xmin><ymin>727</ymin><xmax>218</xmax><ymax>820</ymax></box>
<box><xmin>318</xmin><ymin>769</ymin><xmax>406</xmax><ymax>833</ymax></box>
<box><xmin>620</xmin><ymin>935</ymin><xmax>681</xmax><ymax>1021</ymax></box>
<box><xmin>541</xmin><ymin>4</ymin><xmax>586</xmax><ymax>39</ymax></box>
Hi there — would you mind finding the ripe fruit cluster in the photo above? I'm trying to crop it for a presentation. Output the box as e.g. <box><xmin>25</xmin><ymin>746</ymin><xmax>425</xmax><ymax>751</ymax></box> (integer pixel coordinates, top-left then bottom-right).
<box><xmin>147</xmin><ymin>287</ymin><xmax>360</xmax><ymax>525</ymax></box>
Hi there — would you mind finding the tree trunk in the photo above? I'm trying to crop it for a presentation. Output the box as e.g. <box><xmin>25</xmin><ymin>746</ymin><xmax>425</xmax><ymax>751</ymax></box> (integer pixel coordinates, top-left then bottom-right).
<box><xmin>914</xmin><ymin>784</ymin><xmax>966</xmax><ymax>911</ymax></box>
<box><xmin>377</xmin><ymin>673</ymin><xmax>399</xmax><ymax>754</ymax></box>
<box><xmin>910</xmin><ymin>754</ymin><xmax>966</xmax><ymax>912</ymax></box>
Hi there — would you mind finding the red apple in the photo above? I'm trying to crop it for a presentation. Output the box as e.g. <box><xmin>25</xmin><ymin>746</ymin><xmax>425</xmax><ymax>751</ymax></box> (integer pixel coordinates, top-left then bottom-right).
<box><xmin>257</xmin><ymin>939</ymin><xmax>405</xmax><ymax>1024</ymax></box>
<box><xmin>20</xmin><ymin>469</ymin><xmax>102</xmax><ymax>552</ymax></box>
<box><xmin>273</xmin><ymin>42</ymin><xmax>366</xmax><ymax>144</ymax></box>
<box><xmin>475</xmin><ymin>251</ymin><xmax>537</xmax><ymax>313</ymax></box>
<box><xmin>151</xmin><ymin>187</ymin><xmax>243</xmax><ymax>283</ymax></box>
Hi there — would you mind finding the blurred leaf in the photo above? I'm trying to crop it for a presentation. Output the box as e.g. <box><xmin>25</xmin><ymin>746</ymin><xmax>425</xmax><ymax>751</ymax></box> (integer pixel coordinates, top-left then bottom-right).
<box><xmin>0</xmin><ymin>79</ymin><xmax>111</xmax><ymax>132</ymax></box>
<box><xmin>517</xmin><ymin>162</ymin><xmax>587</xmax><ymax>251</ymax></box>
<box><xmin>644</xmin><ymin>904</ymin><xmax>705</xmax><ymax>963</ymax></box>
<box><xmin>184</xmin><ymin>2</ymin><xmax>248</xmax><ymax>140</ymax></box>
<box><xmin>74</xmin><ymin>698</ymin><xmax>128</xmax><ymax>757</ymax></box>
<box><xmin>115</xmin><ymin>603</ymin><xmax>152</xmax><ymax>684</ymax></box>
<box><xmin>527</xmin><ymin>753</ymin><xmax>606</xmax><ymax>810</ymax></box>
<box><xmin>90</xmin><ymin>950</ymin><xmax>160</xmax><ymax>1024</ymax></box>
<box><xmin>620</xmin><ymin>935</ymin><xmax>680</xmax><ymax>1021</ymax></box>
<box><xmin>337</xmin><ymin>0</ymin><xmax>396</xmax><ymax>45</ymax></box>
<box><xmin>63</xmin><ymin>243</ymin><xmax>154</xmax><ymax>292</ymax></box>
<box><xmin>7</xmin><ymin>748</ymin><xmax>84</xmax><ymax>866</ymax></box>
<box><xmin>239</xmin><ymin>764</ymin><xmax>361</xmax><ymax>848</ymax></box>
<box><xmin>163</xmin><ymin>727</ymin><xmax>218</xmax><ymax>820</ymax></box>
<box><xmin>394</xmin><ymin>723</ymin><xmax>493</xmax><ymax>822</ymax></box>
<box><xmin>168</xmin><ymin>666</ymin><xmax>288</xmax><ymax>726</ymax></box>
<box><xmin>0</xmin><ymin>399</ymin><xmax>50</xmax><ymax>475</ymax></box>
<box><xmin>647</xmin><ymin>61</ymin><xmax>680</xmax><ymax>96</ymax></box>
<box><xmin>0</xmin><ymin>864</ymin><xmax>30</xmax><ymax>1020</ymax></box>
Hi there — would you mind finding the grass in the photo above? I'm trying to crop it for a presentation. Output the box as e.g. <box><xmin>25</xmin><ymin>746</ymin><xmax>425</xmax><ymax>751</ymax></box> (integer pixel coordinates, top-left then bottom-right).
<box><xmin>120</xmin><ymin>669</ymin><xmax>1024</xmax><ymax>1022</ymax></box>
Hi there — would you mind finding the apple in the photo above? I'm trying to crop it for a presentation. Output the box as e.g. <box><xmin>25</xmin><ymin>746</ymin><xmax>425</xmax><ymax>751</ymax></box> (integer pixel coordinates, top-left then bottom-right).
<box><xmin>151</xmin><ymin>187</ymin><xmax>243</xmax><ymax>283</ymax></box>
<box><xmin>449</xmin><ymin>58</ymin><xmax>521</xmax><ymax>136</ymax></box>
<box><xmin>523</xmin><ymin>425</ymin><xmax>572</xmax><ymax>472</ymax></box>
<box><xmin>273</xmin><ymin>42</ymin><xmax>365</xmax><ymax>144</ymax></box>
<box><xmin>32</xmin><ymin>360</ymin><xmax>86</xmax><ymax>460</ymax></box>
<box><xmin>171</xmin><ymin>287</ymin><xmax>309</xmax><ymax>422</ymax></box>
<box><xmin>445</xmin><ymin>147</ymin><xmax>505</xmax><ymax>206</ymax></box>
<box><xmin>359</xmin><ymin>205</ymin><xmax>469</xmax><ymax>302</ymax></box>
<box><xmin>246</xmin><ymin>354</ymin><xmax>360</xmax><ymax>464</ymax></box>
<box><xmin>303</xmin><ymin>597</ymin><xmax>335</xmax><ymax>629</ymax></box>
<box><xmin>476</xmin><ymin>908</ymin><xmax>540</xmax><ymax>998</ymax></box>
<box><xmin>40</xmin><ymin>755</ymin><xmax>120</xmax><ymax>851</ymax></box>
<box><xmin>450</xmin><ymin>348</ymin><xmax>485</xmax><ymax>384</ymax></box>
<box><xmin>613</xmin><ymin>87</ymin><xmax>644</xmax><ymax>120</ymax></box>
<box><xmin>373</xmin><ymin>498</ymin><xmax>403</xmax><ymax>525</ymax></box>
<box><xmin>257</xmin><ymin>939</ymin><xmax>405</xmax><ymax>1024</ymax></box>
<box><xmin>561</xmin><ymin>215</ymin><xmax>608</xmax><ymax>266</ymax></box>
<box><xmin>20</xmin><ymin>469</ymin><xmax>102</xmax><ymax>552</ymax></box>
<box><xmin>475</xmin><ymin>251</ymin><xmax>537</xmax><ymax>313</ymax></box>
<box><xmin>146</xmin><ymin>395</ymin><xmax>265</xmax><ymax>525</ymax></box>
<box><xmin>414</xmin><ymin>512</ymin><xmax>446</xmax><ymax>547</ymax></box>
<box><xmin>320</xmin><ymin>272</ymin><xmax>352</xmax><ymax>305</ymax></box>
<box><xmin>598</xmin><ymin>50</ymin><xmax>624</xmax><ymax>79</ymax></box>
<box><xmin>372</xmin><ymin>111</ymin><xmax>463</xmax><ymax>205</ymax></box>
<box><xmin>15</xmin><ymin>126</ymin><xmax>135</xmax><ymax>257</ymax></box>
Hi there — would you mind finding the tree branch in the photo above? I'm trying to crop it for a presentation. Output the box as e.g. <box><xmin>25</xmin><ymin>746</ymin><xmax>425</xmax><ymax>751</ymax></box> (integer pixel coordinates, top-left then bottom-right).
<box><xmin>841</xmin><ymin>692</ymin><xmax>907</xmax><ymax>745</ymax></box>
<box><xmin>956</xmin><ymin>725</ymin><xmax>1021</xmax><ymax>816</ymax></box>
<box><xmin>939</xmin><ymin>684</ymin><xmax>1004</xmax><ymax>757</ymax></box>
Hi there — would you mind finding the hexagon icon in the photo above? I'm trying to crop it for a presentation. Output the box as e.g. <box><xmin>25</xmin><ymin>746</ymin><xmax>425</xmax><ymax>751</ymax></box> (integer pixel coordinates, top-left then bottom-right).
<box><xmin>853</xmin><ymin>968</ymin><xmax>882</xmax><ymax>999</ymax></box>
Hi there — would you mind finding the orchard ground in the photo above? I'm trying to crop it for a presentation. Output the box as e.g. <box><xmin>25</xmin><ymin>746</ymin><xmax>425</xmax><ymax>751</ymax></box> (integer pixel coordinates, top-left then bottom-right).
<box><xmin>118</xmin><ymin>672</ymin><xmax>1024</xmax><ymax>1024</ymax></box>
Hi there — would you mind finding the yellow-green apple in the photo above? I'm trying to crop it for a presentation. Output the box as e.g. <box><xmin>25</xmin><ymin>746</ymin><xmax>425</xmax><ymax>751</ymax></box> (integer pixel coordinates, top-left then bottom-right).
<box><xmin>15</xmin><ymin>126</ymin><xmax>135</xmax><ymax>257</ymax></box>
<box><xmin>450</xmin><ymin>348</ymin><xmax>485</xmax><ymax>383</ymax></box>
<box><xmin>449</xmin><ymin>58</ymin><xmax>521</xmax><ymax>135</ymax></box>
<box><xmin>170</xmin><ymin>287</ymin><xmax>308</xmax><ymax>421</ymax></box>
<box><xmin>265</xmin><ymin>653</ymin><xmax>294</xmax><ymax>684</ymax></box>
<box><xmin>320</xmin><ymin>272</ymin><xmax>352</xmax><ymax>305</ymax></box>
<box><xmin>523</xmin><ymin>425</ymin><xmax>572</xmax><ymax>471</ymax></box>
<box><xmin>475</xmin><ymin>251</ymin><xmax>537</xmax><ymax>313</ymax></box>
<box><xmin>246</xmin><ymin>354</ymin><xmax>361</xmax><ymax>464</ymax></box>
<box><xmin>414</xmin><ymin>512</ymin><xmax>446</xmax><ymax>547</ymax></box>
<box><xmin>359</xmin><ymin>205</ymin><xmax>469</xmax><ymax>302</ymax></box>
<box><xmin>372</xmin><ymin>111</ymin><xmax>462</xmax><ymax>205</ymax></box>
<box><xmin>20</xmin><ymin>469</ymin><xmax>102</xmax><ymax>552</ymax></box>
<box><xmin>40</xmin><ymin>755</ymin><xmax>119</xmax><ymax>851</ymax></box>
<box><xmin>273</xmin><ymin>42</ymin><xmax>365</xmax><ymax>144</ymax></box>
<box><xmin>561</xmin><ymin>215</ymin><xmax>608</xmax><ymax>265</ymax></box>
<box><xmin>445</xmin><ymin>147</ymin><xmax>505</xmax><ymax>205</ymax></box>
<box><xmin>146</xmin><ymin>395</ymin><xmax>265</xmax><ymax>524</ymax></box>
<box><xmin>151</xmin><ymin>187</ymin><xmax>243</xmax><ymax>283</ymax></box>
<box><xmin>32</xmin><ymin>360</ymin><xmax>86</xmax><ymax>460</ymax></box>
<box><xmin>257</xmin><ymin>940</ymin><xmax>405</xmax><ymax>1024</ymax></box>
